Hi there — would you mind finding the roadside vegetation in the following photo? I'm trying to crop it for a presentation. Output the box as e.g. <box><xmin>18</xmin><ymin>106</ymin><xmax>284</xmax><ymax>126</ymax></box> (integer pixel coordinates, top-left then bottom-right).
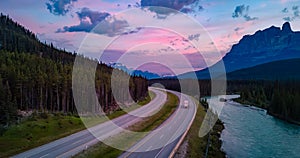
<box><xmin>75</xmin><ymin>91</ymin><xmax>179</xmax><ymax>158</ymax></box>
<box><xmin>176</xmin><ymin>99</ymin><xmax>225</xmax><ymax>158</ymax></box>
<box><xmin>0</xmin><ymin>91</ymin><xmax>155</xmax><ymax>157</ymax></box>
<box><xmin>0</xmin><ymin>113</ymin><xmax>84</xmax><ymax>157</ymax></box>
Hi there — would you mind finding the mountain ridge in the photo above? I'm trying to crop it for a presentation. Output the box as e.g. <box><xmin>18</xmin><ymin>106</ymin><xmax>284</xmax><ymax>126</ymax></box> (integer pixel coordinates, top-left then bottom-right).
<box><xmin>225</xmin><ymin>58</ymin><xmax>300</xmax><ymax>80</ymax></box>
<box><xmin>178</xmin><ymin>22</ymin><xmax>300</xmax><ymax>79</ymax></box>
<box><xmin>109</xmin><ymin>62</ymin><xmax>161</xmax><ymax>79</ymax></box>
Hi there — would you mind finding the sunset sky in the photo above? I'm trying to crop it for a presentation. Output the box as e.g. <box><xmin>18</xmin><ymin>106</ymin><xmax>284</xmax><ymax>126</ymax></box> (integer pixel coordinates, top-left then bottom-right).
<box><xmin>0</xmin><ymin>0</ymin><xmax>299</xmax><ymax>75</ymax></box>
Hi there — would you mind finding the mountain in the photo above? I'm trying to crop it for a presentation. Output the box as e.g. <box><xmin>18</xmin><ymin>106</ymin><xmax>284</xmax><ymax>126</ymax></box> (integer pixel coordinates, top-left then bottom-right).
<box><xmin>225</xmin><ymin>58</ymin><xmax>300</xmax><ymax>80</ymax></box>
<box><xmin>109</xmin><ymin>62</ymin><xmax>161</xmax><ymax>79</ymax></box>
<box><xmin>179</xmin><ymin>22</ymin><xmax>300</xmax><ymax>79</ymax></box>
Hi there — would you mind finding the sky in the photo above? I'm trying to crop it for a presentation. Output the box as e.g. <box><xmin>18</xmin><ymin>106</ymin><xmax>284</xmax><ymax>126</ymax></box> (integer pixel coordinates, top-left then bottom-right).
<box><xmin>0</xmin><ymin>0</ymin><xmax>300</xmax><ymax>75</ymax></box>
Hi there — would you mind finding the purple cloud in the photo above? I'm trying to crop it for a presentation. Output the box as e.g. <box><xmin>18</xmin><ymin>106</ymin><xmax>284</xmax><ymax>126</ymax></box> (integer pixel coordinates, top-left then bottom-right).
<box><xmin>188</xmin><ymin>33</ymin><xmax>200</xmax><ymax>41</ymax></box>
<box><xmin>56</xmin><ymin>7</ymin><xmax>109</xmax><ymax>33</ymax></box>
<box><xmin>57</xmin><ymin>7</ymin><xmax>141</xmax><ymax>37</ymax></box>
<box><xmin>140</xmin><ymin>0</ymin><xmax>204</xmax><ymax>15</ymax></box>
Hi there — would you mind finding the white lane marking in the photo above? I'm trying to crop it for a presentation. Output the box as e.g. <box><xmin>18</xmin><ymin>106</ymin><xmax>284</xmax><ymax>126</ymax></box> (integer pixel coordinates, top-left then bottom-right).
<box><xmin>40</xmin><ymin>154</ymin><xmax>49</xmax><ymax>158</ymax></box>
<box><xmin>146</xmin><ymin>146</ymin><xmax>153</xmax><ymax>151</ymax></box>
<box><xmin>160</xmin><ymin>134</ymin><xmax>164</xmax><ymax>139</ymax></box>
<box><xmin>72</xmin><ymin>139</ymin><xmax>83</xmax><ymax>145</ymax></box>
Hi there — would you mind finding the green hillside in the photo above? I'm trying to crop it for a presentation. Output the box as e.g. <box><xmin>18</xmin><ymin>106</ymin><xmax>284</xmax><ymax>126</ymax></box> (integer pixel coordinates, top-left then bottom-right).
<box><xmin>0</xmin><ymin>13</ymin><xmax>148</xmax><ymax>126</ymax></box>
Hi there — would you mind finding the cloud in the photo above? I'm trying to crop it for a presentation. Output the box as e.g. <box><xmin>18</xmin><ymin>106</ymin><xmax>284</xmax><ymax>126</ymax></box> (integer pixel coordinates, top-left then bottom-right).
<box><xmin>243</xmin><ymin>15</ymin><xmax>258</xmax><ymax>21</ymax></box>
<box><xmin>188</xmin><ymin>33</ymin><xmax>200</xmax><ymax>41</ymax></box>
<box><xmin>282</xmin><ymin>5</ymin><xmax>299</xmax><ymax>22</ymax></box>
<box><xmin>282</xmin><ymin>8</ymin><xmax>288</xmax><ymax>13</ymax></box>
<box><xmin>141</xmin><ymin>0</ymin><xmax>195</xmax><ymax>10</ymax></box>
<box><xmin>57</xmin><ymin>8</ymin><xmax>110</xmax><ymax>32</ymax></box>
<box><xmin>180</xmin><ymin>4</ymin><xmax>204</xmax><ymax>14</ymax></box>
<box><xmin>46</xmin><ymin>0</ymin><xmax>78</xmax><ymax>16</ymax></box>
<box><xmin>198</xmin><ymin>6</ymin><xmax>204</xmax><ymax>11</ymax></box>
<box><xmin>76</xmin><ymin>7</ymin><xmax>110</xmax><ymax>24</ymax></box>
<box><xmin>91</xmin><ymin>17</ymin><xmax>131</xmax><ymax>37</ymax></box>
<box><xmin>57</xmin><ymin>7</ymin><xmax>140</xmax><ymax>37</ymax></box>
<box><xmin>234</xmin><ymin>27</ymin><xmax>243</xmax><ymax>32</ymax></box>
<box><xmin>283</xmin><ymin>17</ymin><xmax>293</xmax><ymax>21</ymax></box>
<box><xmin>140</xmin><ymin>0</ymin><xmax>203</xmax><ymax>15</ymax></box>
<box><xmin>232</xmin><ymin>5</ymin><xmax>258</xmax><ymax>21</ymax></box>
<box><xmin>180</xmin><ymin>8</ymin><xmax>194</xmax><ymax>13</ymax></box>
<box><xmin>232</xmin><ymin>5</ymin><xmax>247</xmax><ymax>18</ymax></box>
<box><xmin>292</xmin><ymin>5</ymin><xmax>299</xmax><ymax>17</ymax></box>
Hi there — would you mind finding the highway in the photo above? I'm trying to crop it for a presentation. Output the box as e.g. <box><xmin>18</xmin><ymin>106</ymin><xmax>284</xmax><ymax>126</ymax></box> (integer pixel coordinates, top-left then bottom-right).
<box><xmin>119</xmin><ymin>90</ymin><xmax>197</xmax><ymax>158</ymax></box>
<box><xmin>13</xmin><ymin>88</ymin><xmax>197</xmax><ymax>158</ymax></box>
<box><xmin>13</xmin><ymin>87</ymin><xmax>167</xmax><ymax>158</ymax></box>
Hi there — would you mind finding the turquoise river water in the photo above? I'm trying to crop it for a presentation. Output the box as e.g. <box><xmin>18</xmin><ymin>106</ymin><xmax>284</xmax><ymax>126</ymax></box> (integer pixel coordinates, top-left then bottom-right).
<box><xmin>207</xmin><ymin>95</ymin><xmax>300</xmax><ymax>158</ymax></box>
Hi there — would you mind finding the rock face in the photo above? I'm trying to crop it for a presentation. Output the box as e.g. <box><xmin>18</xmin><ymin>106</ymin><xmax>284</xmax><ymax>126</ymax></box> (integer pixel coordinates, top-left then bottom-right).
<box><xmin>179</xmin><ymin>22</ymin><xmax>300</xmax><ymax>79</ymax></box>
<box><xmin>282</xmin><ymin>22</ymin><xmax>292</xmax><ymax>34</ymax></box>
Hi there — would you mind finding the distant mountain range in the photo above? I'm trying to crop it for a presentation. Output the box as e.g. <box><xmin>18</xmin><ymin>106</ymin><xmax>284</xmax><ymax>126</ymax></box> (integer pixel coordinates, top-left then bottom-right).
<box><xmin>178</xmin><ymin>22</ymin><xmax>300</xmax><ymax>79</ymax></box>
<box><xmin>109</xmin><ymin>63</ymin><xmax>161</xmax><ymax>79</ymax></box>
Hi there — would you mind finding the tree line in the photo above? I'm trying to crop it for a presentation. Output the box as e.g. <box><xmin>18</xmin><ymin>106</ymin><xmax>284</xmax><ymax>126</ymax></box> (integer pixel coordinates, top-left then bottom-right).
<box><xmin>0</xmin><ymin>13</ymin><xmax>148</xmax><ymax>126</ymax></box>
<box><xmin>150</xmin><ymin>79</ymin><xmax>300</xmax><ymax>124</ymax></box>
<box><xmin>233</xmin><ymin>80</ymin><xmax>300</xmax><ymax>124</ymax></box>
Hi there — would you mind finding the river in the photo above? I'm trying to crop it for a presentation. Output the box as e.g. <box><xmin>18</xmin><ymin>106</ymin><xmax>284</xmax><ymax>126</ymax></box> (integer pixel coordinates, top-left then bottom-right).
<box><xmin>207</xmin><ymin>95</ymin><xmax>300</xmax><ymax>158</ymax></box>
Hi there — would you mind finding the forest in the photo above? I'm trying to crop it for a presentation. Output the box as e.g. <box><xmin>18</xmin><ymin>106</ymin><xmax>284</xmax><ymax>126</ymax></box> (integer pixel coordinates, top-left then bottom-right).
<box><xmin>0</xmin><ymin>14</ymin><xmax>149</xmax><ymax>126</ymax></box>
<box><xmin>234</xmin><ymin>80</ymin><xmax>300</xmax><ymax>124</ymax></box>
<box><xmin>150</xmin><ymin>79</ymin><xmax>300</xmax><ymax>124</ymax></box>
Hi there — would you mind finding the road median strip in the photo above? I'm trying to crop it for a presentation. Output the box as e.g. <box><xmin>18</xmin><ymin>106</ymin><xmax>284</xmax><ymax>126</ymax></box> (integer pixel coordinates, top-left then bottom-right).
<box><xmin>75</xmin><ymin>91</ymin><xmax>179</xmax><ymax>158</ymax></box>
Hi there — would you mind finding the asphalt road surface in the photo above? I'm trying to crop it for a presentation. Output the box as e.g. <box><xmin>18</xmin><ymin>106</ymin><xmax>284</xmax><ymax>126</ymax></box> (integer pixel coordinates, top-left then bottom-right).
<box><xmin>13</xmin><ymin>87</ymin><xmax>168</xmax><ymax>158</ymax></box>
<box><xmin>119</xmin><ymin>90</ymin><xmax>197</xmax><ymax>158</ymax></box>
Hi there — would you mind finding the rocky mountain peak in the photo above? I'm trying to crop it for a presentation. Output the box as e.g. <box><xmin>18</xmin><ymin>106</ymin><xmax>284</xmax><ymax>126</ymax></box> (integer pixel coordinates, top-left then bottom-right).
<box><xmin>179</xmin><ymin>22</ymin><xmax>300</xmax><ymax>79</ymax></box>
<box><xmin>282</xmin><ymin>22</ymin><xmax>292</xmax><ymax>33</ymax></box>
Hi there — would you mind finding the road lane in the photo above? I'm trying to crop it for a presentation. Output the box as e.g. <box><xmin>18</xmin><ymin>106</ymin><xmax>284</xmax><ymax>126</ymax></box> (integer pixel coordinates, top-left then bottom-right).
<box><xmin>13</xmin><ymin>87</ymin><xmax>167</xmax><ymax>158</ymax></box>
<box><xmin>119</xmin><ymin>90</ymin><xmax>197</xmax><ymax>158</ymax></box>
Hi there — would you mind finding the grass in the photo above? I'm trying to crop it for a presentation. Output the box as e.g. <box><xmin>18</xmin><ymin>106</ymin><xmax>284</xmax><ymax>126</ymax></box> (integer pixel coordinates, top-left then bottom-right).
<box><xmin>128</xmin><ymin>91</ymin><xmax>178</xmax><ymax>132</ymax></box>
<box><xmin>106</xmin><ymin>91</ymin><xmax>155</xmax><ymax>121</ymax></box>
<box><xmin>184</xmin><ymin>99</ymin><xmax>225</xmax><ymax>158</ymax></box>
<box><xmin>81</xmin><ymin>91</ymin><xmax>156</xmax><ymax>128</ymax></box>
<box><xmin>75</xmin><ymin>91</ymin><xmax>179</xmax><ymax>158</ymax></box>
<box><xmin>0</xmin><ymin>113</ymin><xmax>85</xmax><ymax>157</ymax></box>
<box><xmin>0</xmin><ymin>91</ymin><xmax>155</xmax><ymax>158</ymax></box>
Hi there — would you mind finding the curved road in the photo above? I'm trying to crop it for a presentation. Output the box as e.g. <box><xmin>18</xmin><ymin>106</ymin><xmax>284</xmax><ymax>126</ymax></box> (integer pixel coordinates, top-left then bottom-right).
<box><xmin>13</xmin><ymin>88</ymin><xmax>197</xmax><ymax>158</ymax></box>
<box><xmin>119</xmin><ymin>90</ymin><xmax>197</xmax><ymax>158</ymax></box>
<box><xmin>13</xmin><ymin>87</ymin><xmax>167</xmax><ymax>158</ymax></box>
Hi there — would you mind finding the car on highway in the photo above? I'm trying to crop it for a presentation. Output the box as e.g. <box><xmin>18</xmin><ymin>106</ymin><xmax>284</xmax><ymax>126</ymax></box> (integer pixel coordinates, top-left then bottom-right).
<box><xmin>183</xmin><ymin>100</ymin><xmax>188</xmax><ymax>108</ymax></box>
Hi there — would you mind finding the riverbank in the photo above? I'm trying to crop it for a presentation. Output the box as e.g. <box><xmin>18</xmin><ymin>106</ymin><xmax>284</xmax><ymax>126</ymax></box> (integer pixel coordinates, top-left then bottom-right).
<box><xmin>233</xmin><ymin>97</ymin><xmax>268</xmax><ymax>109</ymax></box>
<box><xmin>212</xmin><ymin>95</ymin><xmax>300</xmax><ymax>157</ymax></box>
<box><xmin>175</xmin><ymin>101</ymin><xmax>225</xmax><ymax>158</ymax></box>
<box><xmin>233</xmin><ymin>98</ymin><xmax>300</xmax><ymax>126</ymax></box>
<box><xmin>267</xmin><ymin>111</ymin><xmax>300</xmax><ymax>126</ymax></box>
